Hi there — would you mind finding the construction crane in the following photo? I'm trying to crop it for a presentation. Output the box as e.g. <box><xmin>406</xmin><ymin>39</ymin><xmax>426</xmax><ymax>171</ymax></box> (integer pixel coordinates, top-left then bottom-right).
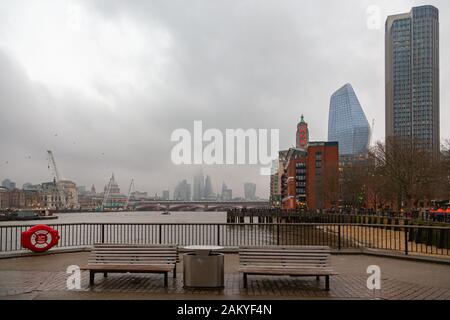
<box><xmin>102</xmin><ymin>174</ymin><xmax>114</xmax><ymax>211</ymax></box>
<box><xmin>124</xmin><ymin>178</ymin><xmax>134</xmax><ymax>210</ymax></box>
<box><xmin>47</xmin><ymin>150</ymin><xmax>67</xmax><ymax>208</ymax></box>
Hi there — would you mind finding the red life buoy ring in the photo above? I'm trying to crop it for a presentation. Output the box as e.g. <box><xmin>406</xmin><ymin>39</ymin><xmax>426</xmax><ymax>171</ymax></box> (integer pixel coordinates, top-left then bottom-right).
<box><xmin>21</xmin><ymin>225</ymin><xmax>60</xmax><ymax>252</ymax></box>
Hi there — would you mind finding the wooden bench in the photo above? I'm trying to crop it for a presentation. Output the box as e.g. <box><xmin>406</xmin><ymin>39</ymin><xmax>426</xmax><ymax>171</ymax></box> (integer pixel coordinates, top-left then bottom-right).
<box><xmin>81</xmin><ymin>244</ymin><xmax>178</xmax><ymax>287</ymax></box>
<box><xmin>239</xmin><ymin>246</ymin><xmax>338</xmax><ymax>290</ymax></box>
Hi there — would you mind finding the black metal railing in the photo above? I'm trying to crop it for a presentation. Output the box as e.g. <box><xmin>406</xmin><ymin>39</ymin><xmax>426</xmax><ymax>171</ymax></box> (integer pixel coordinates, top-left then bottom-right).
<box><xmin>0</xmin><ymin>223</ymin><xmax>449</xmax><ymax>257</ymax></box>
<box><xmin>227</xmin><ymin>208</ymin><xmax>450</xmax><ymax>224</ymax></box>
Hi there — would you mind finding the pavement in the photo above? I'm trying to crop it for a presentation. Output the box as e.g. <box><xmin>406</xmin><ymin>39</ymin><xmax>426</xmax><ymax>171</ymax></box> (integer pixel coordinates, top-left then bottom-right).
<box><xmin>0</xmin><ymin>252</ymin><xmax>450</xmax><ymax>300</ymax></box>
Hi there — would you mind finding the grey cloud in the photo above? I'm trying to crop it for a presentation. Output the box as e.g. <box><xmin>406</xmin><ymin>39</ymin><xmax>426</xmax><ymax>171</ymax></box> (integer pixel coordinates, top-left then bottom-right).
<box><xmin>1</xmin><ymin>0</ymin><xmax>449</xmax><ymax>198</ymax></box>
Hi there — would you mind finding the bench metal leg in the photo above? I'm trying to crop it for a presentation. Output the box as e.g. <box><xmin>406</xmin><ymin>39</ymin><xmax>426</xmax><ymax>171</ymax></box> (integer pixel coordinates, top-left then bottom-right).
<box><xmin>164</xmin><ymin>272</ymin><xmax>168</xmax><ymax>287</ymax></box>
<box><xmin>173</xmin><ymin>265</ymin><xmax>177</xmax><ymax>278</ymax></box>
<box><xmin>243</xmin><ymin>273</ymin><xmax>247</xmax><ymax>288</ymax></box>
<box><xmin>316</xmin><ymin>276</ymin><xmax>320</xmax><ymax>282</ymax></box>
<box><xmin>89</xmin><ymin>271</ymin><xmax>95</xmax><ymax>286</ymax></box>
<box><xmin>103</xmin><ymin>272</ymin><xmax>108</xmax><ymax>278</ymax></box>
<box><xmin>325</xmin><ymin>276</ymin><xmax>330</xmax><ymax>291</ymax></box>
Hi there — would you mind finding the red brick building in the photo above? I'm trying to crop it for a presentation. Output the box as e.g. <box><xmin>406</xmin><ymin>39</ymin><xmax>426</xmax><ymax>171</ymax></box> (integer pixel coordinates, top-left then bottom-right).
<box><xmin>280</xmin><ymin>142</ymin><xmax>339</xmax><ymax>210</ymax></box>
<box><xmin>282</xmin><ymin>149</ymin><xmax>308</xmax><ymax>210</ymax></box>
<box><xmin>306</xmin><ymin>142</ymin><xmax>339</xmax><ymax>210</ymax></box>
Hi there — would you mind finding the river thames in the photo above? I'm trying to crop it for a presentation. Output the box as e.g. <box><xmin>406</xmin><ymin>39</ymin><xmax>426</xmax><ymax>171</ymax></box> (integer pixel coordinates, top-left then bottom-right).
<box><xmin>0</xmin><ymin>211</ymin><xmax>227</xmax><ymax>226</ymax></box>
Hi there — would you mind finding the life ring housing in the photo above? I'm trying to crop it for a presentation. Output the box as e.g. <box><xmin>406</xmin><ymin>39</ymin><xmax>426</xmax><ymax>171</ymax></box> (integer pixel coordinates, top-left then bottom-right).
<box><xmin>21</xmin><ymin>225</ymin><xmax>60</xmax><ymax>252</ymax></box>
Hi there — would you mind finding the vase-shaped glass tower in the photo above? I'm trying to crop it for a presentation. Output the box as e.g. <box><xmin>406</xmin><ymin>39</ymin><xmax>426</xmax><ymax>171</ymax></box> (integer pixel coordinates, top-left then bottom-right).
<box><xmin>328</xmin><ymin>84</ymin><xmax>370</xmax><ymax>157</ymax></box>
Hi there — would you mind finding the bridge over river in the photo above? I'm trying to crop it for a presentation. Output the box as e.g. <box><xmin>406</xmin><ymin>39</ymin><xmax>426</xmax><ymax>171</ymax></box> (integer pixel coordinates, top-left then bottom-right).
<box><xmin>131</xmin><ymin>200</ymin><xmax>269</xmax><ymax>211</ymax></box>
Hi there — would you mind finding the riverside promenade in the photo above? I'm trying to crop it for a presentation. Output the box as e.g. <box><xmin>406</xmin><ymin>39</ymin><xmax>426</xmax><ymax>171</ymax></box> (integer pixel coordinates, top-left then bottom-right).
<box><xmin>1</xmin><ymin>252</ymin><xmax>450</xmax><ymax>300</ymax></box>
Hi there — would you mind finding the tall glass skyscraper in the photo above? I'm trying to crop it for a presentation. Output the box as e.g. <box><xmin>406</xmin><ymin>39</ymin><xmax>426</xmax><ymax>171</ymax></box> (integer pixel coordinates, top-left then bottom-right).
<box><xmin>192</xmin><ymin>169</ymin><xmax>204</xmax><ymax>201</ymax></box>
<box><xmin>328</xmin><ymin>84</ymin><xmax>370</xmax><ymax>157</ymax></box>
<box><xmin>385</xmin><ymin>5</ymin><xmax>440</xmax><ymax>155</ymax></box>
<box><xmin>174</xmin><ymin>180</ymin><xmax>191</xmax><ymax>201</ymax></box>
<box><xmin>203</xmin><ymin>175</ymin><xmax>214</xmax><ymax>199</ymax></box>
<box><xmin>244</xmin><ymin>183</ymin><xmax>257</xmax><ymax>201</ymax></box>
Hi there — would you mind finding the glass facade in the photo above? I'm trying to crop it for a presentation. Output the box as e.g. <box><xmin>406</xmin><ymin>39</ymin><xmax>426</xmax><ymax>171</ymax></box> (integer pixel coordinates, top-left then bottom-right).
<box><xmin>391</xmin><ymin>17</ymin><xmax>412</xmax><ymax>139</ymax></box>
<box><xmin>328</xmin><ymin>84</ymin><xmax>370</xmax><ymax>157</ymax></box>
<box><xmin>244</xmin><ymin>183</ymin><xmax>257</xmax><ymax>200</ymax></box>
<box><xmin>386</xmin><ymin>5</ymin><xmax>439</xmax><ymax>155</ymax></box>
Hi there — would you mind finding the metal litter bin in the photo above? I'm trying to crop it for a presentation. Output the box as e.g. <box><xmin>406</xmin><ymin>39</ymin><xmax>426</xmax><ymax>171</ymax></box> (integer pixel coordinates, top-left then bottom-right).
<box><xmin>183</xmin><ymin>246</ymin><xmax>224</xmax><ymax>288</ymax></box>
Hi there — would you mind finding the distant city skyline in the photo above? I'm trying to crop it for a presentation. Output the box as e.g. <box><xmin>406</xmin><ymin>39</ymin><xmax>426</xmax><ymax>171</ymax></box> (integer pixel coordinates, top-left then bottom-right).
<box><xmin>0</xmin><ymin>171</ymin><xmax>261</xmax><ymax>201</ymax></box>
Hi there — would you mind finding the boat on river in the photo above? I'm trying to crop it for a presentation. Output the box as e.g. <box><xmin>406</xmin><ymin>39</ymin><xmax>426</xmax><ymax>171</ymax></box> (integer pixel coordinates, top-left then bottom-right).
<box><xmin>0</xmin><ymin>209</ymin><xmax>58</xmax><ymax>221</ymax></box>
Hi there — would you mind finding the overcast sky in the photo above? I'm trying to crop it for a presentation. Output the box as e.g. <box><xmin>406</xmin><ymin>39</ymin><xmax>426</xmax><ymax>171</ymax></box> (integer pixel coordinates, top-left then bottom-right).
<box><xmin>0</xmin><ymin>0</ymin><xmax>449</xmax><ymax>198</ymax></box>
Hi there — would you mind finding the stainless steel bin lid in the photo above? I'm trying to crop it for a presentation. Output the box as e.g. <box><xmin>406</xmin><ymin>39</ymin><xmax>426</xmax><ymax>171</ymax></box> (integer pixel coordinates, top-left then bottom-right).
<box><xmin>182</xmin><ymin>245</ymin><xmax>224</xmax><ymax>256</ymax></box>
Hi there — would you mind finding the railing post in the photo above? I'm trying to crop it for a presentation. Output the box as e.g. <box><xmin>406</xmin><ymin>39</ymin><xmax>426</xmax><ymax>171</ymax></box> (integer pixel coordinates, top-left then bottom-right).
<box><xmin>159</xmin><ymin>225</ymin><xmax>162</xmax><ymax>244</ymax></box>
<box><xmin>101</xmin><ymin>224</ymin><xmax>105</xmax><ymax>244</ymax></box>
<box><xmin>276</xmin><ymin>224</ymin><xmax>280</xmax><ymax>246</ymax></box>
<box><xmin>217</xmin><ymin>225</ymin><xmax>220</xmax><ymax>246</ymax></box>
<box><xmin>338</xmin><ymin>225</ymin><xmax>341</xmax><ymax>250</ymax></box>
<box><xmin>404</xmin><ymin>227</ymin><xmax>409</xmax><ymax>256</ymax></box>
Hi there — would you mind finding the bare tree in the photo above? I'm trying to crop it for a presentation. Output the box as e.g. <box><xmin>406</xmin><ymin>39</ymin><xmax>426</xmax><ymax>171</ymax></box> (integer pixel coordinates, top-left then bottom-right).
<box><xmin>340</xmin><ymin>159</ymin><xmax>368</xmax><ymax>208</ymax></box>
<box><xmin>365</xmin><ymin>154</ymin><xmax>391</xmax><ymax>211</ymax></box>
<box><xmin>440</xmin><ymin>140</ymin><xmax>450</xmax><ymax>201</ymax></box>
<box><xmin>323</xmin><ymin>162</ymin><xmax>340</xmax><ymax>208</ymax></box>
<box><xmin>337</xmin><ymin>137</ymin><xmax>449</xmax><ymax>213</ymax></box>
<box><xmin>369</xmin><ymin>137</ymin><xmax>443</xmax><ymax>211</ymax></box>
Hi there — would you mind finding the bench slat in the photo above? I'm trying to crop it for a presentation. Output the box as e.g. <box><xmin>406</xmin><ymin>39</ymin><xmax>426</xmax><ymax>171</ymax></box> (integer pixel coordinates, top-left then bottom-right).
<box><xmin>90</xmin><ymin>249</ymin><xmax>176</xmax><ymax>252</ymax></box>
<box><xmin>240</xmin><ymin>261</ymin><xmax>329</xmax><ymax>265</ymax></box>
<box><xmin>90</xmin><ymin>260</ymin><xmax>176</xmax><ymax>262</ymax></box>
<box><xmin>239</xmin><ymin>268</ymin><xmax>338</xmax><ymax>276</ymax></box>
<box><xmin>89</xmin><ymin>258</ymin><xmax>176</xmax><ymax>262</ymax></box>
<box><xmin>91</xmin><ymin>253</ymin><xmax>178</xmax><ymax>257</ymax></box>
<box><xmin>239</xmin><ymin>265</ymin><xmax>335</xmax><ymax>270</ymax></box>
<box><xmin>94</xmin><ymin>243</ymin><xmax>178</xmax><ymax>249</ymax></box>
<box><xmin>242</xmin><ymin>258</ymin><xmax>329</xmax><ymax>262</ymax></box>
<box><xmin>240</xmin><ymin>247</ymin><xmax>330</xmax><ymax>250</ymax></box>
<box><xmin>240</xmin><ymin>266</ymin><xmax>331</xmax><ymax>270</ymax></box>
<box><xmin>240</xmin><ymin>250</ymin><xmax>330</xmax><ymax>254</ymax></box>
<box><xmin>91</xmin><ymin>258</ymin><xmax>177</xmax><ymax>261</ymax></box>
<box><xmin>240</xmin><ymin>251</ymin><xmax>330</xmax><ymax>255</ymax></box>
<box><xmin>240</xmin><ymin>256</ymin><xmax>329</xmax><ymax>260</ymax></box>
<box><xmin>82</xmin><ymin>264</ymin><xmax>174</xmax><ymax>272</ymax></box>
<box><xmin>240</xmin><ymin>260</ymin><xmax>330</xmax><ymax>266</ymax></box>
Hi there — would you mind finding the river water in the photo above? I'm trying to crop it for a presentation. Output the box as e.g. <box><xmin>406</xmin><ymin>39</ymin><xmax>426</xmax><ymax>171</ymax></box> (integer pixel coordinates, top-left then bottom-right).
<box><xmin>0</xmin><ymin>211</ymin><xmax>227</xmax><ymax>226</ymax></box>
